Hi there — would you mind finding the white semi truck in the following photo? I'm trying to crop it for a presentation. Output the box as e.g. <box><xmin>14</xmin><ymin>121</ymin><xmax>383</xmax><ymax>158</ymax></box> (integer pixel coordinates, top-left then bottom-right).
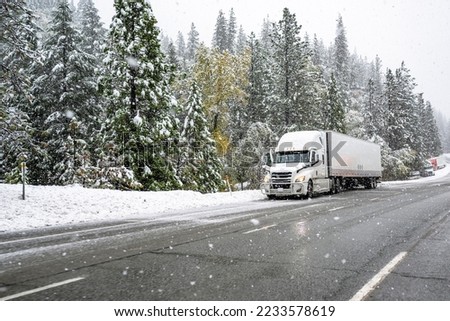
<box><xmin>260</xmin><ymin>130</ymin><xmax>382</xmax><ymax>199</ymax></box>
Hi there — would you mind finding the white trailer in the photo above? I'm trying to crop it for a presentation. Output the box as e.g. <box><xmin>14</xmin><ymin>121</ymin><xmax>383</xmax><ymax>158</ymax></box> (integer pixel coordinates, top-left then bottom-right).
<box><xmin>260</xmin><ymin>130</ymin><xmax>382</xmax><ymax>198</ymax></box>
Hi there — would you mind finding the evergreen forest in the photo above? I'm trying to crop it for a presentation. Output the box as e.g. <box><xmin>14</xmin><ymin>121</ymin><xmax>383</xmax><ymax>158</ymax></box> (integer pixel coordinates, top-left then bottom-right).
<box><xmin>2</xmin><ymin>0</ymin><xmax>450</xmax><ymax>192</ymax></box>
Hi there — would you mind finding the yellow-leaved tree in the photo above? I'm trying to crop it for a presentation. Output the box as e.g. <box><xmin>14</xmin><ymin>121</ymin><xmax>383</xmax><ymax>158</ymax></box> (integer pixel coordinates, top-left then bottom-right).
<box><xmin>193</xmin><ymin>45</ymin><xmax>250</xmax><ymax>156</ymax></box>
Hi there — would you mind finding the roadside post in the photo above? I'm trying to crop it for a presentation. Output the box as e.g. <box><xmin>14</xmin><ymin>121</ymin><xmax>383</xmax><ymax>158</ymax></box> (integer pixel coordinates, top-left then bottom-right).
<box><xmin>21</xmin><ymin>162</ymin><xmax>26</xmax><ymax>200</ymax></box>
<box><xmin>225</xmin><ymin>175</ymin><xmax>232</xmax><ymax>196</ymax></box>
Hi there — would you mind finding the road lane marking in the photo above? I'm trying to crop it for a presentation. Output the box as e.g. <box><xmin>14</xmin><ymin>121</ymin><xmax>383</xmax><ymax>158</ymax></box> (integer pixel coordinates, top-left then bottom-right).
<box><xmin>243</xmin><ymin>224</ymin><xmax>277</xmax><ymax>234</ymax></box>
<box><xmin>328</xmin><ymin>206</ymin><xmax>347</xmax><ymax>212</ymax></box>
<box><xmin>0</xmin><ymin>223</ymin><xmax>137</xmax><ymax>246</ymax></box>
<box><xmin>350</xmin><ymin>251</ymin><xmax>407</xmax><ymax>301</ymax></box>
<box><xmin>0</xmin><ymin>276</ymin><xmax>85</xmax><ymax>301</ymax></box>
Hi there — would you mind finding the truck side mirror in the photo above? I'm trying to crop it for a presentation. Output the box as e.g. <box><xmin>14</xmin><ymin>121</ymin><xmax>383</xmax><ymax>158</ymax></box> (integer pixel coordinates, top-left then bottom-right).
<box><xmin>309</xmin><ymin>151</ymin><xmax>316</xmax><ymax>164</ymax></box>
<box><xmin>262</xmin><ymin>152</ymin><xmax>272</xmax><ymax>166</ymax></box>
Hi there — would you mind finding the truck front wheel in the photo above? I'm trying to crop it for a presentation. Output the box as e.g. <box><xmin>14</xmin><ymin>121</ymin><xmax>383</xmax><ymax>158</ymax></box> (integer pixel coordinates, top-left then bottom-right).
<box><xmin>306</xmin><ymin>180</ymin><xmax>314</xmax><ymax>199</ymax></box>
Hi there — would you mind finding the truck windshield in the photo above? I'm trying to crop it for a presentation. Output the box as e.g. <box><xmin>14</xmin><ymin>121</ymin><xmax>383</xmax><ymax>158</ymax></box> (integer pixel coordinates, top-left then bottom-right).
<box><xmin>275</xmin><ymin>151</ymin><xmax>309</xmax><ymax>164</ymax></box>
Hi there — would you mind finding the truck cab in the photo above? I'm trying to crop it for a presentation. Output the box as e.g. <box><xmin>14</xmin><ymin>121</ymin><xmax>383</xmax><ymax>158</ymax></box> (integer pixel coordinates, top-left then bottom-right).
<box><xmin>261</xmin><ymin>131</ymin><xmax>329</xmax><ymax>198</ymax></box>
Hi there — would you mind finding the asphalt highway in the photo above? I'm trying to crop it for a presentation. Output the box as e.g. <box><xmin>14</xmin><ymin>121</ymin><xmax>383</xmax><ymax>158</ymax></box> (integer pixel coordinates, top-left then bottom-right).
<box><xmin>1</xmin><ymin>173</ymin><xmax>449</xmax><ymax>301</ymax></box>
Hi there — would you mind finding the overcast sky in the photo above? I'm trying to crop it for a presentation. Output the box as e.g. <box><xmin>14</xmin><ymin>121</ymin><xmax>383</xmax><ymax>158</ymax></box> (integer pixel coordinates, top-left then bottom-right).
<box><xmin>92</xmin><ymin>0</ymin><xmax>450</xmax><ymax>118</ymax></box>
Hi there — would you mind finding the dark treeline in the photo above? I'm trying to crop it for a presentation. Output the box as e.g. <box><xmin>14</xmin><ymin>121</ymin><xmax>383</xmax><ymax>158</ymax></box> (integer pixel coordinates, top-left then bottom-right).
<box><xmin>1</xmin><ymin>1</ymin><xmax>447</xmax><ymax>192</ymax></box>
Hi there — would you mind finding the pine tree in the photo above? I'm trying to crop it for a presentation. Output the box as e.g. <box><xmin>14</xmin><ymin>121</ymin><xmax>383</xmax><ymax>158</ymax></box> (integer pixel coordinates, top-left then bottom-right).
<box><xmin>246</xmin><ymin>33</ymin><xmax>273</xmax><ymax>125</ymax></box>
<box><xmin>166</xmin><ymin>41</ymin><xmax>179</xmax><ymax>69</ymax></box>
<box><xmin>235</xmin><ymin>25</ymin><xmax>247</xmax><ymax>54</ymax></box>
<box><xmin>260</xmin><ymin>16</ymin><xmax>273</xmax><ymax>52</ymax></box>
<box><xmin>421</xmin><ymin>100</ymin><xmax>442</xmax><ymax>157</ymax></box>
<box><xmin>362</xmin><ymin>56</ymin><xmax>385</xmax><ymax>139</ymax></box>
<box><xmin>179</xmin><ymin>82</ymin><xmax>223</xmax><ymax>193</ymax></box>
<box><xmin>445</xmin><ymin>120</ymin><xmax>450</xmax><ymax>153</ymax></box>
<box><xmin>334</xmin><ymin>14</ymin><xmax>350</xmax><ymax>88</ymax></box>
<box><xmin>384</xmin><ymin>62</ymin><xmax>417</xmax><ymax>151</ymax></box>
<box><xmin>101</xmin><ymin>0</ymin><xmax>181</xmax><ymax>191</ymax></box>
<box><xmin>1</xmin><ymin>0</ymin><xmax>40</xmax><ymax>182</ymax></box>
<box><xmin>226</xmin><ymin>8</ymin><xmax>237</xmax><ymax>53</ymax></box>
<box><xmin>76</xmin><ymin>0</ymin><xmax>107</xmax><ymax>171</ymax></box>
<box><xmin>212</xmin><ymin>10</ymin><xmax>228</xmax><ymax>52</ymax></box>
<box><xmin>312</xmin><ymin>34</ymin><xmax>325</xmax><ymax>68</ymax></box>
<box><xmin>270</xmin><ymin>8</ymin><xmax>310</xmax><ymax>130</ymax></box>
<box><xmin>176</xmin><ymin>31</ymin><xmax>186</xmax><ymax>70</ymax></box>
<box><xmin>363</xmin><ymin>79</ymin><xmax>381</xmax><ymax>137</ymax></box>
<box><xmin>186</xmin><ymin>23</ymin><xmax>199</xmax><ymax>62</ymax></box>
<box><xmin>323</xmin><ymin>73</ymin><xmax>346</xmax><ymax>133</ymax></box>
<box><xmin>77</xmin><ymin>0</ymin><xmax>106</xmax><ymax>57</ymax></box>
<box><xmin>29</xmin><ymin>0</ymin><xmax>96</xmax><ymax>185</ymax></box>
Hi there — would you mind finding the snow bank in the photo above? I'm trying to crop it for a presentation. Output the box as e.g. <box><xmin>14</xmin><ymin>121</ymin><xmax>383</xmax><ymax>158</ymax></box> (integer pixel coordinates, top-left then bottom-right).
<box><xmin>0</xmin><ymin>184</ymin><xmax>265</xmax><ymax>232</ymax></box>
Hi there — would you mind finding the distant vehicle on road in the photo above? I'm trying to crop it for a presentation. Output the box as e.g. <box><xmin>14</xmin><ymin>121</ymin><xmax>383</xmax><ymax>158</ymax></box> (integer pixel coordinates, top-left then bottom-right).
<box><xmin>420</xmin><ymin>162</ymin><xmax>435</xmax><ymax>177</ymax></box>
<box><xmin>428</xmin><ymin>155</ymin><xmax>446</xmax><ymax>170</ymax></box>
<box><xmin>409</xmin><ymin>171</ymin><xmax>421</xmax><ymax>180</ymax></box>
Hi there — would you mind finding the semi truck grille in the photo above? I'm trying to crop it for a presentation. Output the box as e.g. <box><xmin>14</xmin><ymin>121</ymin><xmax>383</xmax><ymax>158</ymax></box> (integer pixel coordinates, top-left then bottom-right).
<box><xmin>271</xmin><ymin>172</ymin><xmax>292</xmax><ymax>184</ymax></box>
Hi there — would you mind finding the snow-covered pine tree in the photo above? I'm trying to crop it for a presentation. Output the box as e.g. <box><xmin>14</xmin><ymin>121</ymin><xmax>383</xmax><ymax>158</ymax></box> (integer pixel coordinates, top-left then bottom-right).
<box><xmin>166</xmin><ymin>41</ymin><xmax>179</xmax><ymax>70</ymax></box>
<box><xmin>362</xmin><ymin>79</ymin><xmax>380</xmax><ymax>138</ymax></box>
<box><xmin>31</xmin><ymin>0</ymin><xmax>96</xmax><ymax>185</ymax></box>
<box><xmin>384</xmin><ymin>63</ymin><xmax>417</xmax><ymax>151</ymax></box>
<box><xmin>180</xmin><ymin>82</ymin><xmax>223</xmax><ymax>193</ymax></box>
<box><xmin>226</xmin><ymin>8</ymin><xmax>237</xmax><ymax>53</ymax></box>
<box><xmin>333</xmin><ymin>14</ymin><xmax>350</xmax><ymax>89</ymax></box>
<box><xmin>434</xmin><ymin>111</ymin><xmax>450</xmax><ymax>153</ymax></box>
<box><xmin>270</xmin><ymin>8</ymin><xmax>310</xmax><ymax>131</ymax></box>
<box><xmin>159</xmin><ymin>32</ymin><xmax>171</xmax><ymax>54</ymax></box>
<box><xmin>212</xmin><ymin>10</ymin><xmax>228</xmax><ymax>53</ymax></box>
<box><xmin>361</xmin><ymin>56</ymin><xmax>385</xmax><ymax>139</ymax></box>
<box><xmin>445</xmin><ymin>119</ymin><xmax>450</xmax><ymax>153</ymax></box>
<box><xmin>260</xmin><ymin>16</ymin><xmax>274</xmax><ymax>53</ymax></box>
<box><xmin>312</xmin><ymin>34</ymin><xmax>326</xmax><ymax>70</ymax></box>
<box><xmin>420</xmin><ymin>100</ymin><xmax>442</xmax><ymax>157</ymax></box>
<box><xmin>76</xmin><ymin>0</ymin><xmax>107</xmax><ymax>177</ymax></box>
<box><xmin>27</xmin><ymin>0</ymin><xmax>58</xmax><ymax>10</ymax></box>
<box><xmin>176</xmin><ymin>31</ymin><xmax>187</xmax><ymax>70</ymax></box>
<box><xmin>27</xmin><ymin>0</ymin><xmax>57</xmax><ymax>39</ymax></box>
<box><xmin>76</xmin><ymin>0</ymin><xmax>106</xmax><ymax>57</ymax></box>
<box><xmin>186</xmin><ymin>23</ymin><xmax>200</xmax><ymax>63</ymax></box>
<box><xmin>246</xmin><ymin>33</ymin><xmax>274</xmax><ymax>125</ymax></box>
<box><xmin>323</xmin><ymin>73</ymin><xmax>346</xmax><ymax>133</ymax></box>
<box><xmin>1</xmin><ymin>0</ymin><xmax>41</xmax><ymax>182</ymax></box>
<box><xmin>235</xmin><ymin>25</ymin><xmax>247</xmax><ymax>54</ymax></box>
<box><xmin>101</xmin><ymin>0</ymin><xmax>181</xmax><ymax>191</ymax></box>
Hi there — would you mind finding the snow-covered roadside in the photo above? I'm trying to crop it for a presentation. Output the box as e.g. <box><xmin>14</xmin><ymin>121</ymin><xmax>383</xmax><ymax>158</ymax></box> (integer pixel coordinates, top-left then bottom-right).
<box><xmin>380</xmin><ymin>158</ymin><xmax>450</xmax><ymax>188</ymax></box>
<box><xmin>0</xmin><ymin>184</ymin><xmax>265</xmax><ymax>232</ymax></box>
<box><xmin>2</xmin><ymin>155</ymin><xmax>449</xmax><ymax>233</ymax></box>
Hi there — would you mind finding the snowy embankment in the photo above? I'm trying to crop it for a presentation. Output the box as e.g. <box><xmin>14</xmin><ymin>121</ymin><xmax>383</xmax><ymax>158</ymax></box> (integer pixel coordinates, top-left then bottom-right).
<box><xmin>0</xmin><ymin>185</ymin><xmax>265</xmax><ymax>232</ymax></box>
<box><xmin>2</xmin><ymin>154</ymin><xmax>449</xmax><ymax>233</ymax></box>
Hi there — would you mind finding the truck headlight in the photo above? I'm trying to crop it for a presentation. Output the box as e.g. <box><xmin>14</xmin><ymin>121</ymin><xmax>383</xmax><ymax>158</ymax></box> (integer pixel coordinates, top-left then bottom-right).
<box><xmin>294</xmin><ymin>175</ymin><xmax>306</xmax><ymax>182</ymax></box>
<box><xmin>263</xmin><ymin>174</ymin><xmax>270</xmax><ymax>183</ymax></box>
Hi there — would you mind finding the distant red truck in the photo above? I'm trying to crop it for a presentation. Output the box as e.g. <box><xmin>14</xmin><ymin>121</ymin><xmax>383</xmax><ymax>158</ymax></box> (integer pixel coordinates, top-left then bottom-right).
<box><xmin>428</xmin><ymin>156</ymin><xmax>446</xmax><ymax>171</ymax></box>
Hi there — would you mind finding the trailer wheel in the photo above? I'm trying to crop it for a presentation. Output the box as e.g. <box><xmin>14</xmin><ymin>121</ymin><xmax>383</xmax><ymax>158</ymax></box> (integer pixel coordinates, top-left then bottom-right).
<box><xmin>307</xmin><ymin>180</ymin><xmax>314</xmax><ymax>199</ymax></box>
<box><xmin>372</xmin><ymin>178</ymin><xmax>377</xmax><ymax>189</ymax></box>
<box><xmin>337</xmin><ymin>178</ymin><xmax>341</xmax><ymax>193</ymax></box>
<box><xmin>332</xmin><ymin>178</ymin><xmax>341</xmax><ymax>194</ymax></box>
